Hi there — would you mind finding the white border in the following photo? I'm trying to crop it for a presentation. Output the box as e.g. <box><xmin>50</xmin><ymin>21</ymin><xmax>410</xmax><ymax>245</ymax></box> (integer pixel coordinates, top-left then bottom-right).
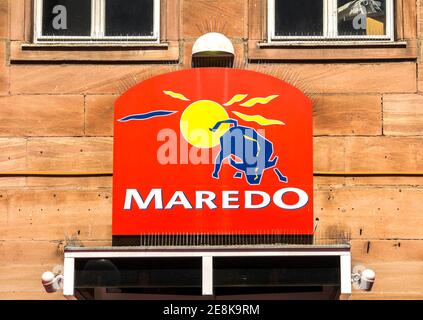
<box><xmin>63</xmin><ymin>248</ymin><xmax>352</xmax><ymax>297</ymax></box>
<box><xmin>202</xmin><ymin>256</ymin><xmax>214</xmax><ymax>296</ymax></box>
<box><xmin>63</xmin><ymin>257</ymin><xmax>75</xmax><ymax>297</ymax></box>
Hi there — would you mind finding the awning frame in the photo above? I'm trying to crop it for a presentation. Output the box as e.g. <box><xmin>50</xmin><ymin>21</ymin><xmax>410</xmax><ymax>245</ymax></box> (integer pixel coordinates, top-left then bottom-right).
<box><xmin>63</xmin><ymin>245</ymin><xmax>352</xmax><ymax>298</ymax></box>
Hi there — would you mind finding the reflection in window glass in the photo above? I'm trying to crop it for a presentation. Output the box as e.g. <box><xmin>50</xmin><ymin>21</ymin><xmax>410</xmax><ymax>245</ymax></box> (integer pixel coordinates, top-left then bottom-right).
<box><xmin>42</xmin><ymin>0</ymin><xmax>91</xmax><ymax>37</ymax></box>
<box><xmin>338</xmin><ymin>0</ymin><xmax>386</xmax><ymax>36</ymax></box>
<box><xmin>275</xmin><ymin>0</ymin><xmax>324</xmax><ymax>37</ymax></box>
<box><xmin>106</xmin><ymin>0</ymin><xmax>155</xmax><ymax>37</ymax></box>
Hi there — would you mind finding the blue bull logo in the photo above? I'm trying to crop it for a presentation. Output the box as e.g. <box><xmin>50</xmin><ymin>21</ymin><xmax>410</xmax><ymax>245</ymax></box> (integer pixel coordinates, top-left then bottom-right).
<box><xmin>210</xmin><ymin>119</ymin><xmax>288</xmax><ymax>185</ymax></box>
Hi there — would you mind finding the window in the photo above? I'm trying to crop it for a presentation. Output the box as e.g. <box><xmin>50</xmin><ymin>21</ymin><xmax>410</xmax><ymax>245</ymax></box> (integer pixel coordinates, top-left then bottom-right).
<box><xmin>34</xmin><ymin>0</ymin><xmax>160</xmax><ymax>43</ymax></box>
<box><xmin>268</xmin><ymin>0</ymin><xmax>394</xmax><ymax>42</ymax></box>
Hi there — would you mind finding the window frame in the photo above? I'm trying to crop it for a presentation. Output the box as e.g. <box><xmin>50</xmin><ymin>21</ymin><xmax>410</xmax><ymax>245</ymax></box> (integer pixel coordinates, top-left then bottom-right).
<box><xmin>267</xmin><ymin>0</ymin><xmax>395</xmax><ymax>42</ymax></box>
<box><xmin>33</xmin><ymin>0</ymin><xmax>161</xmax><ymax>43</ymax></box>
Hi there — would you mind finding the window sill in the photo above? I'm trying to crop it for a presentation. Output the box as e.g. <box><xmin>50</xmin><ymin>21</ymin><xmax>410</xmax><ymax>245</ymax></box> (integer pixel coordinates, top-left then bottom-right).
<box><xmin>10</xmin><ymin>40</ymin><xmax>180</xmax><ymax>63</ymax></box>
<box><xmin>258</xmin><ymin>40</ymin><xmax>406</xmax><ymax>48</ymax></box>
<box><xmin>248</xmin><ymin>39</ymin><xmax>417</xmax><ymax>61</ymax></box>
<box><xmin>23</xmin><ymin>42</ymin><xmax>169</xmax><ymax>49</ymax></box>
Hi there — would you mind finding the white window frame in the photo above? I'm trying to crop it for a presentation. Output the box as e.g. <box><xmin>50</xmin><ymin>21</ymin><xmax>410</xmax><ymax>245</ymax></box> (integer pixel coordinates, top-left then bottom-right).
<box><xmin>268</xmin><ymin>0</ymin><xmax>394</xmax><ymax>43</ymax></box>
<box><xmin>34</xmin><ymin>0</ymin><xmax>160</xmax><ymax>44</ymax></box>
<box><xmin>63</xmin><ymin>246</ymin><xmax>352</xmax><ymax>297</ymax></box>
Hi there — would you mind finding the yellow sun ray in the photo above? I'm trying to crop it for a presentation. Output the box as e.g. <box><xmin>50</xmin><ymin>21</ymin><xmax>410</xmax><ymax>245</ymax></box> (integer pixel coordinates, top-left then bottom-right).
<box><xmin>163</xmin><ymin>91</ymin><xmax>191</xmax><ymax>101</ymax></box>
<box><xmin>233</xmin><ymin>111</ymin><xmax>285</xmax><ymax>126</ymax></box>
<box><xmin>240</xmin><ymin>95</ymin><xmax>279</xmax><ymax>107</ymax></box>
<box><xmin>223</xmin><ymin>94</ymin><xmax>248</xmax><ymax>107</ymax></box>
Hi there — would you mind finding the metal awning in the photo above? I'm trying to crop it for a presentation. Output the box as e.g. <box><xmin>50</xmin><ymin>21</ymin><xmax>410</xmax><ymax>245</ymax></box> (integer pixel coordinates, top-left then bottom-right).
<box><xmin>63</xmin><ymin>245</ymin><xmax>352</xmax><ymax>300</ymax></box>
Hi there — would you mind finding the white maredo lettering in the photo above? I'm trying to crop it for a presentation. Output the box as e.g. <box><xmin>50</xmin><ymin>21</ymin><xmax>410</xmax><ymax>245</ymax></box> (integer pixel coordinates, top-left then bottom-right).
<box><xmin>124</xmin><ymin>188</ymin><xmax>309</xmax><ymax>211</ymax></box>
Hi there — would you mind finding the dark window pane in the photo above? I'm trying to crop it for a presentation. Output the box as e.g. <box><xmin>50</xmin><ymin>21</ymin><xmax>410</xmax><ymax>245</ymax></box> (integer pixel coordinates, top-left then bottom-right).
<box><xmin>275</xmin><ymin>0</ymin><xmax>324</xmax><ymax>37</ymax></box>
<box><xmin>74</xmin><ymin>258</ymin><xmax>202</xmax><ymax>290</ymax></box>
<box><xmin>105</xmin><ymin>0</ymin><xmax>155</xmax><ymax>37</ymax></box>
<box><xmin>338</xmin><ymin>0</ymin><xmax>387</xmax><ymax>36</ymax></box>
<box><xmin>42</xmin><ymin>0</ymin><xmax>91</xmax><ymax>37</ymax></box>
<box><xmin>214</xmin><ymin>257</ymin><xmax>341</xmax><ymax>288</ymax></box>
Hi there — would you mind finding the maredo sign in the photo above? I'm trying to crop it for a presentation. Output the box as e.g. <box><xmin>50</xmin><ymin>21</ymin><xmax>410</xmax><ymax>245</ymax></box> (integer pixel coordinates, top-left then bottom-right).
<box><xmin>113</xmin><ymin>68</ymin><xmax>313</xmax><ymax>236</ymax></box>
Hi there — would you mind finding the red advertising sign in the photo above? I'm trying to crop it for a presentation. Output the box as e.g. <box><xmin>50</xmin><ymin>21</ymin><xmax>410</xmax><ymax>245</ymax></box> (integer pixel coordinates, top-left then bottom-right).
<box><xmin>113</xmin><ymin>68</ymin><xmax>313</xmax><ymax>236</ymax></box>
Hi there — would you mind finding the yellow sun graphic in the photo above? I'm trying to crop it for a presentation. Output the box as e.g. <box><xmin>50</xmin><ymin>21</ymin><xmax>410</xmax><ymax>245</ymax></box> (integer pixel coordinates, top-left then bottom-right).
<box><xmin>162</xmin><ymin>90</ymin><xmax>285</xmax><ymax>149</ymax></box>
<box><xmin>180</xmin><ymin>100</ymin><xmax>230</xmax><ymax>148</ymax></box>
